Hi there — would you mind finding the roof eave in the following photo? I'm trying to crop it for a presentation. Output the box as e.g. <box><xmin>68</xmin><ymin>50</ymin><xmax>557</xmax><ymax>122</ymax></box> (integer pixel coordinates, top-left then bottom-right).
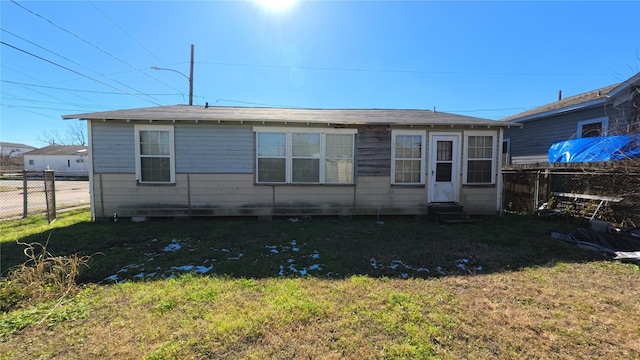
<box><xmin>506</xmin><ymin>98</ymin><xmax>607</xmax><ymax>123</ymax></box>
<box><xmin>607</xmin><ymin>72</ymin><xmax>640</xmax><ymax>98</ymax></box>
<box><xmin>62</xmin><ymin>117</ymin><xmax>517</xmax><ymax>128</ymax></box>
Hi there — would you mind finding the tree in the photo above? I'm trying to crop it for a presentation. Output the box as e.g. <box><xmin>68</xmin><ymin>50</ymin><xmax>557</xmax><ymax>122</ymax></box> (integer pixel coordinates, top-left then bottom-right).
<box><xmin>38</xmin><ymin>121</ymin><xmax>87</xmax><ymax>146</ymax></box>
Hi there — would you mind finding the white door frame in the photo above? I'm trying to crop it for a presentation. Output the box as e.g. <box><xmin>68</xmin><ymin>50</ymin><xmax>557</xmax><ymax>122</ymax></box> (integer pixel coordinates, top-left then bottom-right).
<box><xmin>428</xmin><ymin>133</ymin><xmax>460</xmax><ymax>203</ymax></box>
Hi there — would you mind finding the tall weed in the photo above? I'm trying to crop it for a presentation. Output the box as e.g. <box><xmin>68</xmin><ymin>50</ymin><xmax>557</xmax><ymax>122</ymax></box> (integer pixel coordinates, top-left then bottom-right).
<box><xmin>0</xmin><ymin>235</ymin><xmax>92</xmax><ymax>312</ymax></box>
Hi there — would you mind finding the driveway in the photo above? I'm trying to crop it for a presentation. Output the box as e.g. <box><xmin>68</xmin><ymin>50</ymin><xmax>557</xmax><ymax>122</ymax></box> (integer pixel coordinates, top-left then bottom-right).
<box><xmin>0</xmin><ymin>179</ymin><xmax>90</xmax><ymax>219</ymax></box>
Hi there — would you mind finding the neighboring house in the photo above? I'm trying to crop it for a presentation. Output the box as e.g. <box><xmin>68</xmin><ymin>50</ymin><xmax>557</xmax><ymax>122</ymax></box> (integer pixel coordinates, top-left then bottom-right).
<box><xmin>0</xmin><ymin>142</ymin><xmax>36</xmax><ymax>171</ymax></box>
<box><xmin>63</xmin><ymin>106</ymin><xmax>519</xmax><ymax>219</ymax></box>
<box><xmin>502</xmin><ymin>72</ymin><xmax>640</xmax><ymax>164</ymax></box>
<box><xmin>23</xmin><ymin>145</ymin><xmax>89</xmax><ymax>176</ymax></box>
<box><xmin>0</xmin><ymin>142</ymin><xmax>36</xmax><ymax>158</ymax></box>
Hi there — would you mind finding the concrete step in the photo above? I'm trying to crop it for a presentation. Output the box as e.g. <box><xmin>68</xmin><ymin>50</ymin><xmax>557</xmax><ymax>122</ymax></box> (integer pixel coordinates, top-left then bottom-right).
<box><xmin>428</xmin><ymin>204</ymin><xmax>476</xmax><ymax>223</ymax></box>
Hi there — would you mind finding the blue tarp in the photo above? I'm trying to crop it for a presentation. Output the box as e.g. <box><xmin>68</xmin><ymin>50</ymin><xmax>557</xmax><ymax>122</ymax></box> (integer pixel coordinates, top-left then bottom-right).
<box><xmin>548</xmin><ymin>134</ymin><xmax>640</xmax><ymax>163</ymax></box>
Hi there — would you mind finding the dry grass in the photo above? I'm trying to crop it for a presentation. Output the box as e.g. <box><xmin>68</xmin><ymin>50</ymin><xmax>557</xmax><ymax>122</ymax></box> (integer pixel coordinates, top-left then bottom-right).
<box><xmin>1</xmin><ymin>263</ymin><xmax>639</xmax><ymax>359</ymax></box>
<box><xmin>1</xmin><ymin>211</ymin><xmax>639</xmax><ymax>359</ymax></box>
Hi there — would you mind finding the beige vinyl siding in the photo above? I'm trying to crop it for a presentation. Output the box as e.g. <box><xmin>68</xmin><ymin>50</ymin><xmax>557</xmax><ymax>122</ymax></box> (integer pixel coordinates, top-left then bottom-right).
<box><xmin>355</xmin><ymin>176</ymin><xmax>427</xmax><ymax>215</ymax></box>
<box><xmin>459</xmin><ymin>186</ymin><xmax>498</xmax><ymax>214</ymax></box>
<box><xmin>92</xmin><ymin>174</ymin><xmax>434</xmax><ymax>218</ymax></box>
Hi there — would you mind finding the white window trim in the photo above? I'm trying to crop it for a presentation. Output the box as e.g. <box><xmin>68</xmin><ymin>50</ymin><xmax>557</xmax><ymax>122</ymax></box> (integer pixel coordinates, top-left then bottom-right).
<box><xmin>391</xmin><ymin>130</ymin><xmax>426</xmax><ymax>185</ymax></box>
<box><xmin>253</xmin><ymin>127</ymin><xmax>357</xmax><ymax>184</ymax></box>
<box><xmin>463</xmin><ymin>131</ymin><xmax>497</xmax><ymax>185</ymax></box>
<box><xmin>134</xmin><ymin>124</ymin><xmax>176</xmax><ymax>184</ymax></box>
<box><xmin>577</xmin><ymin>117</ymin><xmax>608</xmax><ymax>138</ymax></box>
<box><xmin>502</xmin><ymin>138</ymin><xmax>511</xmax><ymax>165</ymax></box>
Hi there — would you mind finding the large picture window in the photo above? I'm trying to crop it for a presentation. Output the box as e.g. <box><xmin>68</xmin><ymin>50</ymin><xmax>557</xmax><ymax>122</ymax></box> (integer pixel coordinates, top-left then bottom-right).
<box><xmin>135</xmin><ymin>125</ymin><xmax>175</xmax><ymax>184</ymax></box>
<box><xmin>391</xmin><ymin>130</ymin><xmax>425</xmax><ymax>185</ymax></box>
<box><xmin>463</xmin><ymin>132</ymin><xmax>496</xmax><ymax>185</ymax></box>
<box><xmin>255</xmin><ymin>128</ymin><xmax>355</xmax><ymax>184</ymax></box>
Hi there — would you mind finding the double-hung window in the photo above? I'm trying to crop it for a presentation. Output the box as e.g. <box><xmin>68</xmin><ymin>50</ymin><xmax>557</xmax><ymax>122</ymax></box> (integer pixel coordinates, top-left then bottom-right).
<box><xmin>463</xmin><ymin>132</ymin><xmax>496</xmax><ymax>185</ymax></box>
<box><xmin>255</xmin><ymin>128</ymin><xmax>355</xmax><ymax>184</ymax></box>
<box><xmin>391</xmin><ymin>130</ymin><xmax>425</xmax><ymax>185</ymax></box>
<box><xmin>134</xmin><ymin>125</ymin><xmax>175</xmax><ymax>184</ymax></box>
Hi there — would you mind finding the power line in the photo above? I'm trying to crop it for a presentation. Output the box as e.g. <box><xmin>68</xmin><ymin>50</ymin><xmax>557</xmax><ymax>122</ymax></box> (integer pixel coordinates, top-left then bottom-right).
<box><xmin>1</xmin><ymin>41</ymin><xmax>162</xmax><ymax>105</ymax></box>
<box><xmin>199</xmin><ymin>61</ymin><xmax>613</xmax><ymax>77</ymax></box>
<box><xmin>10</xmin><ymin>0</ymin><xmax>183</xmax><ymax>96</ymax></box>
<box><xmin>0</xmin><ymin>27</ymin><xmax>165</xmax><ymax>103</ymax></box>
<box><xmin>1</xmin><ymin>103</ymin><xmax>104</xmax><ymax>112</ymax></box>
<box><xmin>1</xmin><ymin>80</ymin><xmax>181</xmax><ymax>96</ymax></box>
<box><xmin>87</xmin><ymin>1</ymin><xmax>165</xmax><ymax>65</ymax></box>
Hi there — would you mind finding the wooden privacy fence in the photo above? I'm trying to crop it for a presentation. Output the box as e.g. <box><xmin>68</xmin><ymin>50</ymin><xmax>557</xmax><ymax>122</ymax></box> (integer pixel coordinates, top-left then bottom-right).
<box><xmin>502</xmin><ymin>162</ymin><xmax>640</xmax><ymax>226</ymax></box>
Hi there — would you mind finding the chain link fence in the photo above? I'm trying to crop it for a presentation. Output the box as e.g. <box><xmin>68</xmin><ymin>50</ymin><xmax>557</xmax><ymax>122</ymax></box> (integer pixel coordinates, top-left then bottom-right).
<box><xmin>0</xmin><ymin>170</ymin><xmax>89</xmax><ymax>221</ymax></box>
<box><xmin>503</xmin><ymin>163</ymin><xmax>640</xmax><ymax>226</ymax></box>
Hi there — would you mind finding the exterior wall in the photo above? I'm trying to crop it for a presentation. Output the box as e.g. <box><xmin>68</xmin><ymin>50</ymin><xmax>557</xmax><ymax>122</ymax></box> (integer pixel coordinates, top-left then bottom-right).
<box><xmin>503</xmin><ymin>106</ymin><xmax>606</xmax><ymax>161</ymax></box>
<box><xmin>1</xmin><ymin>145</ymin><xmax>34</xmax><ymax>157</ymax></box>
<box><xmin>90</xmin><ymin>121</ymin><xmax>502</xmax><ymax>217</ymax></box>
<box><xmin>459</xmin><ymin>186</ymin><xmax>499</xmax><ymax>215</ymax></box>
<box><xmin>91</xmin><ymin>121</ymin><xmax>135</xmax><ymax>173</ymax></box>
<box><xmin>23</xmin><ymin>154</ymin><xmax>88</xmax><ymax>175</ymax></box>
<box><xmin>504</xmin><ymin>102</ymin><xmax>634</xmax><ymax>164</ymax></box>
<box><xmin>92</xmin><ymin>173</ymin><xmax>433</xmax><ymax>218</ymax></box>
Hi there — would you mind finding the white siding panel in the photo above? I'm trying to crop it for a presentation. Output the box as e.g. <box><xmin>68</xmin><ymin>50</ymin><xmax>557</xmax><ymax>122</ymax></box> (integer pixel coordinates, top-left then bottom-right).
<box><xmin>175</xmin><ymin>124</ymin><xmax>253</xmax><ymax>174</ymax></box>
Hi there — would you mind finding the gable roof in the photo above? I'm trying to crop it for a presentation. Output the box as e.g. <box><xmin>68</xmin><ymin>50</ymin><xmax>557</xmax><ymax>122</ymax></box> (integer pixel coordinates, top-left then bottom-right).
<box><xmin>0</xmin><ymin>142</ymin><xmax>36</xmax><ymax>150</ymax></box>
<box><xmin>24</xmin><ymin>145</ymin><xmax>87</xmax><ymax>156</ymax></box>
<box><xmin>502</xmin><ymin>71</ymin><xmax>640</xmax><ymax>123</ymax></box>
<box><xmin>501</xmin><ymin>84</ymin><xmax>618</xmax><ymax>123</ymax></box>
<box><xmin>63</xmin><ymin>105</ymin><xmax>519</xmax><ymax>128</ymax></box>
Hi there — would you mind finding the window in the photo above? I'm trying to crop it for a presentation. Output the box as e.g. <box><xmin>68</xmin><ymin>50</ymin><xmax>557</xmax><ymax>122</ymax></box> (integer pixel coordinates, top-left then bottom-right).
<box><xmin>463</xmin><ymin>133</ymin><xmax>496</xmax><ymax>184</ymax></box>
<box><xmin>28</xmin><ymin>159</ymin><xmax>34</xmax><ymax>165</ymax></box>
<box><xmin>391</xmin><ymin>130</ymin><xmax>425</xmax><ymax>185</ymax></box>
<box><xmin>255</xmin><ymin>128</ymin><xmax>355</xmax><ymax>184</ymax></box>
<box><xmin>134</xmin><ymin>125</ymin><xmax>175</xmax><ymax>184</ymax></box>
<box><xmin>578</xmin><ymin>117</ymin><xmax>608</xmax><ymax>138</ymax></box>
<box><xmin>325</xmin><ymin>133</ymin><xmax>354</xmax><ymax>183</ymax></box>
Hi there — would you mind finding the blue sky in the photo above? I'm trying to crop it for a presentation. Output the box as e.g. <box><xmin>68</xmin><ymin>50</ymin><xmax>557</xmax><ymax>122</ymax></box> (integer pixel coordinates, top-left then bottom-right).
<box><xmin>1</xmin><ymin>0</ymin><xmax>639</xmax><ymax>147</ymax></box>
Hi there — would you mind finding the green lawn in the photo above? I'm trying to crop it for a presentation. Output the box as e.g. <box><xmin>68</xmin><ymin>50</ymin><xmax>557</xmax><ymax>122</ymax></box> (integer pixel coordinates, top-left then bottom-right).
<box><xmin>1</xmin><ymin>210</ymin><xmax>638</xmax><ymax>359</ymax></box>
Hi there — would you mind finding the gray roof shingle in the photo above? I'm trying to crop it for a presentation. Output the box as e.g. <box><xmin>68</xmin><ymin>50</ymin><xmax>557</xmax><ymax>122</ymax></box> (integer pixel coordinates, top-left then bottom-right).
<box><xmin>24</xmin><ymin>145</ymin><xmax>87</xmax><ymax>156</ymax></box>
<box><xmin>501</xmin><ymin>84</ymin><xmax>618</xmax><ymax>123</ymax></box>
<box><xmin>63</xmin><ymin>106</ymin><xmax>518</xmax><ymax>128</ymax></box>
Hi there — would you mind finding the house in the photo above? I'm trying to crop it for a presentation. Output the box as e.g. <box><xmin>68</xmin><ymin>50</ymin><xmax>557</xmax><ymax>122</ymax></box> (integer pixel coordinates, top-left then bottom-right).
<box><xmin>0</xmin><ymin>142</ymin><xmax>37</xmax><ymax>171</ymax></box>
<box><xmin>62</xmin><ymin>106</ymin><xmax>519</xmax><ymax>220</ymax></box>
<box><xmin>23</xmin><ymin>145</ymin><xmax>89</xmax><ymax>176</ymax></box>
<box><xmin>0</xmin><ymin>142</ymin><xmax>36</xmax><ymax>158</ymax></box>
<box><xmin>502</xmin><ymin>72</ymin><xmax>640</xmax><ymax>164</ymax></box>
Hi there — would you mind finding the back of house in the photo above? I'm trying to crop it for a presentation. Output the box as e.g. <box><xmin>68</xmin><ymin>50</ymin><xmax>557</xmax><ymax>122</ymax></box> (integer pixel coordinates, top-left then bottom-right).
<box><xmin>63</xmin><ymin>106</ymin><xmax>518</xmax><ymax>219</ymax></box>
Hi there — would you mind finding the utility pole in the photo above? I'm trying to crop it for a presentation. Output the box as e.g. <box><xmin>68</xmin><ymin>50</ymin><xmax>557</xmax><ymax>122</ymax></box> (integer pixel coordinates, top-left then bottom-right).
<box><xmin>151</xmin><ymin>44</ymin><xmax>194</xmax><ymax>105</ymax></box>
<box><xmin>189</xmin><ymin>44</ymin><xmax>194</xmax><ymax>106</ymax></box>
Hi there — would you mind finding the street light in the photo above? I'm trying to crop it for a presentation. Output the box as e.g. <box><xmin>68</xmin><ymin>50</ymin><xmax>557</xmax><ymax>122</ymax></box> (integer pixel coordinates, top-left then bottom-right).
<box><xmin>151</xmin><ymin>44</ymin><xmax>194</xmax><ymax>105</ymax></box>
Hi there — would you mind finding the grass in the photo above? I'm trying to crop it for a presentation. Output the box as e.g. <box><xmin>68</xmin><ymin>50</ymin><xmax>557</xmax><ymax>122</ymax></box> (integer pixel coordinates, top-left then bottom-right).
<box><xmin>0</xmin><ymin>186</ymin><xmax>21</xmax><ymax>192</ymax></box>
<box><xmin>0</xmin><ymin>210</ymin><xmax>639</xmax><ymax>359</ymax></box>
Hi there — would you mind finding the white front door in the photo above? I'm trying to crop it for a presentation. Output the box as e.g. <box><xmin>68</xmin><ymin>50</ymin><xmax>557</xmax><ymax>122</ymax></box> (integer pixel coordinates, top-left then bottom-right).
<box><xmin>429</xmin><ymin>135</ymin><xmax>459</xmax><ymax>203</ymax></box>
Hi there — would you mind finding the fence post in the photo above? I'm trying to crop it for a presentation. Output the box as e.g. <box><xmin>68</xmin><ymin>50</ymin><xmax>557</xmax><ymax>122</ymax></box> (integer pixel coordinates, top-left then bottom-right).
<box><xmin>44</xmin><ymin>170</ymin><xmax>57</xmax><ymax>223</ymax></box>
<box><xmin>534</xmin><ymin>170</ymin><xmax>540</xmax><ymax>212</ymax></box>
<box><xmin>22</xmin><ymin>169</ymin><xmax>28</xmax><ymax>218</ymax></box>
